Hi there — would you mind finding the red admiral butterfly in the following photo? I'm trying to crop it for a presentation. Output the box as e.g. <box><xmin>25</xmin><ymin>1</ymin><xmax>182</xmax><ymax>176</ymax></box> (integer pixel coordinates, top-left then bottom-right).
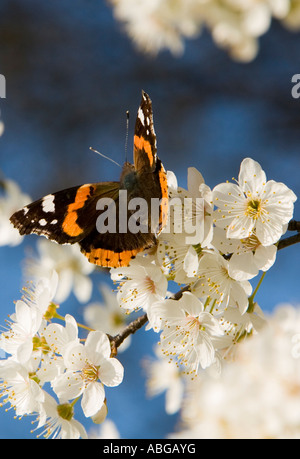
<box><xmin>10</xmin><ymin>91</ymin><xmax>168</xmax><ymax>268</ymax></box>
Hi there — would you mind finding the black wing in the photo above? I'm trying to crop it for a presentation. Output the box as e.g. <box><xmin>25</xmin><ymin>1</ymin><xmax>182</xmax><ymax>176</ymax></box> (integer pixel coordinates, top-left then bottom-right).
<box><xmin>10</xmin><ymin>182</ymin><xmax>120</xmax><ymax>244</ymax></box>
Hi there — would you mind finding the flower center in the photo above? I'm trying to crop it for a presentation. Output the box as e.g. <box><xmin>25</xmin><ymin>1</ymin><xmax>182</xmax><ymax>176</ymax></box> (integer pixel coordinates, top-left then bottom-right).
<box><xmin>144</xmin><ymin>276</ymin><xmax>156</xmax><ymax>294</ymax></box>
<box><xmin>240</xmin><ymin>232</ymin><xmax>260</xmax><ymax>252</ymax></box>
<box><xmin>245</xmin><ymin>198</ymin><xmax>262</xmax><ymax>219</ymax></box>
<box><xmin>57</xmin><ymin>403</ymin><xmax>74</xmax><ymax>421</ymax></box>
<box><xmin>185</xmin><ymin>315</ymin><xmax>205</xmax><ymax>333</ymax></box>
<box><xmin>112</xmin><ymin>312</ymin><xmax>124</xmax><ymax>327</ymax></box>
<box><xmin>81</xmin><ymin>362</ymin><xmax>99</xmax><ymax>385</ymax></box>
<box><xmin>32</xmin><ymin>336</ymin><xmax>51</xmax><ymax>354</ymax></box>
<box><xmin>192</xmin><ymin>243</ymin><xmax>203</xmax><ymax>256</ymax></box>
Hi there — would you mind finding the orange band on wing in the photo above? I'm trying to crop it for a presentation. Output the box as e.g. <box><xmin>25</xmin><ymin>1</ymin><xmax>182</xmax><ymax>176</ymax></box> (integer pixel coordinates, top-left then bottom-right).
<box><xmin>62</xmin><ymin>184</ymin><xmax>93</xmax><ymax>237</ymax></box>
<box><xmin>134</xmin><ymin>135</ymin><xmax>153</xmax><ymax>167</ymax></box>
<box><xmin>82</xmin><ymin>247</ymin><xmax>144</xmax><ymax>268</ymax></box>
<box><xmin>62</xmin><ymin>211</ymin><xmax>83</xmax><ymax>237</ymax></box>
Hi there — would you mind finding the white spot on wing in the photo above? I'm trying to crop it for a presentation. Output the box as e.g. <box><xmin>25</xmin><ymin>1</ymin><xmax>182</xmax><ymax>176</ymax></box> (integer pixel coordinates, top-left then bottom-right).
<box><xmin>39</xmin><ymin>219</ymin><xmax>47</xmax><ymax>226</ymax></box>
<box><xmin>138</xmin><ymin>107</ymin><xmax>145</xmax><ymax>126</ymax></box>
<box><xmin>42</xmin><ymin>194</ymin><xmax>55</xmax><ymax>213</ymax></box>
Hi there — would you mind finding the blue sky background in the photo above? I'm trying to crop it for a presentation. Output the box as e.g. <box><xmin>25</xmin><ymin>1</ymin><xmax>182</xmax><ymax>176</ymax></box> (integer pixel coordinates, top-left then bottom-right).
<box><xmin>0</xmin><ymin>0</ymin><xmax>300</xmax><ymax>439</ymax></box>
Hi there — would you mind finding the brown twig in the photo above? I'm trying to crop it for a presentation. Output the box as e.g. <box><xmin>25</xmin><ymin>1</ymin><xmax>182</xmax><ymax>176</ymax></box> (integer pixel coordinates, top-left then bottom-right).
<box><xmin>277</xmin><ymin>219</ymin><xmax>300</xmax><ymax>251</ymax></box>
<box><xmin>109</xmin><ymin>313</ymin><xmax>148</xmax><ymax>355</ymax></box>
<box><xmin>277</xmin><ymin>232</ymin><xmax>300</xmax><ymax>251</ymax></box>
<box><xmin>287</xmin><ymin>220</ymin><xmax>300</xmax><ymax>232</ymax></box>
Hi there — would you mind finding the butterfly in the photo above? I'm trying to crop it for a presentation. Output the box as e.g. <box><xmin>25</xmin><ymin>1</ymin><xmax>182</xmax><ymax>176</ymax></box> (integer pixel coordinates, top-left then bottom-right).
<box><xmin>10</xmin><ymin>91</ymin><xmax>168</xmax><ymax>268</ymax></box>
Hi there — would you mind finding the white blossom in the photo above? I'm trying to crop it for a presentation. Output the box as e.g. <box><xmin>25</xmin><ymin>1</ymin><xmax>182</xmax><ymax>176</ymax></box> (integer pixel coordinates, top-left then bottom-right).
<box><xmin>0</xmin><ymin>299</ymin><xmax>43</xmax><ymax>364</ymax></box>
<box><xmin>148</xmin><ymin>292</ymin><xmax>224</xmax><ymax>373</ymax></box>
<box><xmin>111</xmin><ymin>257</ymin><xmax>168</xmax><ymax>312</ymax></box>
<box><xmin>212</xmin><ymin>226</ymin><xmax>277</xmax><ymax>280</ymax></box>
<box><xmin>170</xmin><ymin>303</ymin><xmax>300</xmax><ymax>439</ymax></box>
<box><xmin>0</xmin><ymin>360</ymin><xmax>45</xmax><ymax>417</ymax></box>
<box><xmin>0</xmin><ymin>277</ymin><xmax>56</xmax><ymax>364</ymax></box>
<box><xmin>157</xmin><ymin>233</ymin><xmax>201</xmax><ymax>283</ymax></box>
<box><xmin>25</xmin><ymin>238</ymin><xmax>94</xmax><ymax>304</ymax></box>
<box><xmin>110</xmin><ymin>0</ymin><xmax>200</xmax><ymax>56</ymax></box>
<box><xmin>36</xmin><ymin>393</ymin><xmax>87</xmax><ymax>439</ymax></box>
<box><xmin>213</xmin><ymin>158</ymin><xmax>297</xmax><ymax>246</ymax></box>
<box><xmin>0</xmin><ymin>272</ymin><xmax>59</xmax><ymax>365</ymax></box>
<box><xmin>109</xmin><ymin>0</ymin><xmax>300</xmax><ymax>62</ymax></box>
<box><xmin>41</xmin><ymin>314</ymin><xmax>79</xmax><ymax>357</ymax></box>
<box><xmin>192</xmin><ymin>251</ymin><xmax>252</xmax><ymax>314</ymax></box>
<box><xmin>52</xmin><ymin>330</ymin><xmax>124</xmax><ymax>418</ymax></box>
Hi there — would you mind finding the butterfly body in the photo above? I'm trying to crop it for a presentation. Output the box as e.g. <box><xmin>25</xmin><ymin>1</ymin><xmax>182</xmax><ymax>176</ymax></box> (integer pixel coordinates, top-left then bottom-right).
<box><xmin>120</xmin><ymin>163</ymin><xmax>139</xmax><ymax>191</ymax></box>
<box><xmin>10</xmin><ymin>91</ymin><xmax>168</xmax><ymax>268</ymax></box>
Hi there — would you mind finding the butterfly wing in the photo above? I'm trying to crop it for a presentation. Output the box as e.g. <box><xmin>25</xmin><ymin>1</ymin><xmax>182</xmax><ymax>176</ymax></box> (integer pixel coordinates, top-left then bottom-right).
<box><xmin>133</xmin><ymin>90</ymin><xmax>157</xmax><ymax>173</ymax></box>
<box><xmin>79</xmin><ymin>224</ymin><xmax>155</xmax><ymax>268</ymax></box>
<box><xmin>10</xmin><ymin>182</ymin><xmax>120</xmax><ymax>244</ymax></box>
<box><xmin>10</xmin><ymin>180</ymin><xmax>154</xmax><ymax>268</ymax></box>
<box><xmin>133</xmin><ymin>91</ymin><xmax>168</xmax><ymax>235</ymax></box>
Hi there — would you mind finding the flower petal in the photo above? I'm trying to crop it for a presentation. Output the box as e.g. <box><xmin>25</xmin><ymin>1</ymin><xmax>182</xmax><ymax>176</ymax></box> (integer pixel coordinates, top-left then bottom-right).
<box><xmin>254</xmin><ymin>244</ymin><xmax>277</xmax><ymax>271</ymax></box>
<box><xmin>81</xmin><ymin>382</ymin><xmax>105</xmax><ymax>418</ymax></box>
<box><xmin>229</xmin><ymin>252</ymin><xmax>259</xmax><ymax>281</ymax></box>
<box><xmin>238</xmin><ymin>158</ymin><xmax>266</xmax><ymax>195</ymax></box>
<box><xmin>99</xmin><ymin>358</ymin><xmax>124</xmax><ymax>387</ymax></box>
<box><xmin>85</xmin><ymin>330</ymin><xmax>111</xmax><ymax>361</ymax></box>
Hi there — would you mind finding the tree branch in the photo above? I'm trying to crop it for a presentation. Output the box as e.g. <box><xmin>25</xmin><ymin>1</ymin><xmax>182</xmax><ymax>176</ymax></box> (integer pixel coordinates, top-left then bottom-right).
<box><xmin>287</xmin><ymin>220</ymin><xmax>300</xmax><ymax>232</ymax></box>
<box><xmin>277</xmin><ymin>232</ymin><xmax>300</xmax><ymax>251</ymax></box>
<box><xmin>109</xmin><ymin>313</ymin><xmax>148</xmax><ymax>355</ymax></box>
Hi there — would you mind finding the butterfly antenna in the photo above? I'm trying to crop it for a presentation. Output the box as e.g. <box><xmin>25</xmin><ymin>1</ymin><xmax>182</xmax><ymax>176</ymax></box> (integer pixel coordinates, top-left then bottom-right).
<box><xmin>125</xmin><ymin>110</ymin><xmax>130</xmax><ymax>164</ymax></box>
<box><xmin>89</xmin><ymin>147</ymin><xmax>122</xmax><ymax>168</ymax></box>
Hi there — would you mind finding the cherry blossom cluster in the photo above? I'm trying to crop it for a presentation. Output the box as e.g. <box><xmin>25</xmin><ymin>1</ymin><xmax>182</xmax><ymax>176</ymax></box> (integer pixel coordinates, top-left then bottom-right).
<box><xmin>112</xmin><ymin>158</ymin><xmax>296</xmax><ymax>375</ymax></box>
<box><xmin>159</xmin><ymin>303</ymin><xmax>300</xmax><ymax>439</ymax></box>
<box><xmin>109</xmin><ymin>0</ymin><xmax>300</xmax><ymax>62</ymax></box>
<box><xmin>0</xmin><ymin>272</ymin><xmax>124</xmax><ymax>438</ymax></box>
